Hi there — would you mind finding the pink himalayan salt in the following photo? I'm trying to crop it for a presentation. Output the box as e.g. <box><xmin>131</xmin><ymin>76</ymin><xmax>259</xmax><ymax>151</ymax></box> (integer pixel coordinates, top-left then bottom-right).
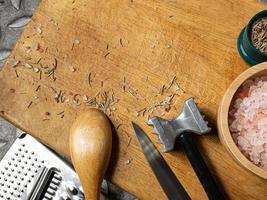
<box><xmin>229</xmin><ymin>76</ymin><xmax>267</xmax><ymax>170</ymax></box>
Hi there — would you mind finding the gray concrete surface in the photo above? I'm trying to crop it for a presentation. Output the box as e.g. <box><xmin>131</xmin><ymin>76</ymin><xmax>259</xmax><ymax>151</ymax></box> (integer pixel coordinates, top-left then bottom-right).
<box><xmin>0</xmin><ymin>0</ymin><xmax>34</xmax><ymax>157</ymax></box>
<box><xmin>0</xmin><ymin>0</ymin><xmax>40</xmax><ymax>67</ymax></box>
<box><xmin>0</xmin><ymin>119</ymin><xmax>18</xmax><ymax>160</ymax></box>
<box><xmin>0</xmin><ymin>1</ymin><xmax>136</xmax><ymax>199</ymax></box>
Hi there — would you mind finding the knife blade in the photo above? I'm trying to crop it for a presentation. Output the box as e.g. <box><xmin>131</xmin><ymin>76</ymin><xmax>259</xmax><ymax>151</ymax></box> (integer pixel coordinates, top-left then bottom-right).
<box><xmin>132</xmin><ymin>122</ymin><xmax>191</xmax><ymax>200</ymax></box>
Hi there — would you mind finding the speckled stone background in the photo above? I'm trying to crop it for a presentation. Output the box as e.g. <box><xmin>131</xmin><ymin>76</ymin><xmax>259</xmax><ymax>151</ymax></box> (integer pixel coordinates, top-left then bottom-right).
<box><xmin>0</xmin><ymin>0</ymin><xmax>39</xmax><ymax>158</ymax></box>
<box><xmin>0</xmin><ymin>0</ymin><xmax>39</xmax><ymax>67</ymax></box>
<box><xmin>0</xmin><ymin>1</ymin><xmax>136</xmax><ymax>199</ymax></box>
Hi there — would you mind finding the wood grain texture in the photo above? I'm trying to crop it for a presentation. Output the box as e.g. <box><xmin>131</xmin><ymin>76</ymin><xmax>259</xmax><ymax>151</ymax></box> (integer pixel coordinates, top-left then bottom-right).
<box><xmin>218</xmin><ymin>62</ymin><xmax>267</xmax><ymax>180</ymax></box>
<box><xmin>69</xmin><ymin>109</ymin><xmax>112</xmax><ymax>200</ymax></box>
<box><xmin>0</xmin><ymin>0</ymin><xmax>267</xmax><ymax>199</ymax></box>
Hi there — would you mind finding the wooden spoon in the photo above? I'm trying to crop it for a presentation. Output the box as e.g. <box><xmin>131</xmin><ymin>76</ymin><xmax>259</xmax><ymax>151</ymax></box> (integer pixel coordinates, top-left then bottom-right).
<box><xmin>69</xmin><ymin>108</ymin><xmax>112</xmax><ymax>200</ymax></box>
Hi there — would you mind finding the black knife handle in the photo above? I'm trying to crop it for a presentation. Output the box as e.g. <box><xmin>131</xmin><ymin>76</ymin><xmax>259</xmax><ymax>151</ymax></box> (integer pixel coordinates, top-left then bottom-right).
<box><xmin>179</xmin><ymin>132</ymin><xmax>225</xmax><ymax>200</ymax></box>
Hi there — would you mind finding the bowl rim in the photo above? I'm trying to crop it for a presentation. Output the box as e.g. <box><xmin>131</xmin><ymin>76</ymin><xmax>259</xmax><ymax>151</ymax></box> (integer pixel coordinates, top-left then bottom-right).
<box><xmin>218</xmin><ymin>62</ymin><xmax>267</xmax><ymax>179</ymax></box>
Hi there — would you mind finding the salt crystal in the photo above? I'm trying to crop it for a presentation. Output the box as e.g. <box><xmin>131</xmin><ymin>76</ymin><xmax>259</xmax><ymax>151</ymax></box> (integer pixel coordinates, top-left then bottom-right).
<box><xmin>33</xmin><ymin>67</ymin><xmax>40</xmax><ymax>73</ymax></box>
<box><xmin>9</xmin><ymin>59</ymin><xmax>20</xmax><ymax>68</ymax></box>
<box><xmin>229</xmin><ymin>108</ymin><xmax>236</xmax><ymax>117</ymax></box>
<box><xmin>260</xmin><ymin>76</ymin><xmax>267</xmax><ymax>81</ymax></box>
<box><xmin>243</xmin><ymin>80</ymin><xmax>254</xmax><ymax>88</ymax></box>
<box><xmin>260</xmin><ymin>152</ymin><xmax>267</xmax><ymax>160</ymax></box>
<box><xmin>234</xmin><ymin>98</ymin><xmax>242</xmax><ymax>108</ymax></box>
<box><xmin>229</xmin><ymin>119</ymin><xmax>238</xmax><ymax>132</ymax></box>
<box><xmin>237</xmin><ymin>136</ymin><xmax>249</xmax><ymax>149</ymax></box>
<box><xmin>32</xmin><ymin>42</ymin><xmax>40</xmax><ymax>50</ymax></box>
<box><xmin>133</xmin><ymin>111</ymin><xmax>139</xmax><ymax>117</ymax></box>
<box><xmin>165</xmin><ymin>96</ymin><xmax>172</xmax><ymax>103</ymax></box>
<box><xmin>258</xmin><ymin>117</ymin><xmax>267</xmax><ymax>126</ymax></box>
<box><xmin>74</xmin><ymin>39</ymin><xmax>80</xmax><ymax>44</ymax></box>
<box><xmin>124</xmin><ymin>159</ymin><xmax>131</xmax><ymax>165</ymax></box>
<box><xmin>250</xmin><ymin>153</ymin><xmax>260</xmax><ymax>164</ymax></box>
<box><xmin>105</xmin><ymin>108</ymin><xmax>111</xmax><ymax>116</ymax></box>
<box><xmin>250</xmin><ymin>137</ymin><xmax>265</xmax><ymax>146</ymax></box>
<box><xmin>83</xmin><ymin>95</ymin><xmax>88</xmax><ymax>101</ymax></box>
<box><xmin>34</xmin><ymin>24</ymin><xmax>43</xmax><ymax>34</ymax></box>
<box><xmin>255</xmin><ymin>77</ymin><xmax>261</xmax><ymax>83</ymax></box>
<box><xmin>252</xmin><ymin>145</ymin><xmax>264</xmax><ymax>154</ymax></box>
<box><xmin>262</xmin><ymin>163</ymin><xmax>267</xmax><ymax>170</ymax></box>
<box><xmin>24</xmin><ymin>63</ymin><xmax>33</xmax><ymax>69</ymax></box>
<box><xmin>68</xmin><ymin>65</ymin><xmax>76</xmax><ymax>72</ymax></box>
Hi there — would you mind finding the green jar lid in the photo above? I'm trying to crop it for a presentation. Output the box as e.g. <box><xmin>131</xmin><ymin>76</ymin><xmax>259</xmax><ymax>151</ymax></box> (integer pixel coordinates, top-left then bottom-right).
<box><xmin>237</xmin><ymin>10</ymin><xmax>267</xmax><ymax>66</ymax></box>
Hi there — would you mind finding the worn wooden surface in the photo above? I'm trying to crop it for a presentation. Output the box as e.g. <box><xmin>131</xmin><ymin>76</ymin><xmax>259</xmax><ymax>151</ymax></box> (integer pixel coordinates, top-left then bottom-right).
<box><xmin>0</xmin><ymin>0</ymin><xmax>267</xmax><ymax>199</ymax></box>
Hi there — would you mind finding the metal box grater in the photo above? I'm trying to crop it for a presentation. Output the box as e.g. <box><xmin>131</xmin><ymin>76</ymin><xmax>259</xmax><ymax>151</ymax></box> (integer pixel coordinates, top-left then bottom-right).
<box><xmin>0</xmin><ymin>133</ymin><xmax>85</xmax><ymax>200</ymax></box>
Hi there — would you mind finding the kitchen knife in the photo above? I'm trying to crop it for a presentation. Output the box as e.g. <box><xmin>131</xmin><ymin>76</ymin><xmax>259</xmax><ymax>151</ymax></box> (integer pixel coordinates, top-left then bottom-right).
<box><xmin>132</xmin><ymin>122</ymin><xmax>191</xmax><ymax>200</ymax></box>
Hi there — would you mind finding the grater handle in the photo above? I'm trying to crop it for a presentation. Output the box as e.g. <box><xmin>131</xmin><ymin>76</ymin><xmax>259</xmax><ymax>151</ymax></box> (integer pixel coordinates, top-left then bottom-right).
<box><xmin>69</xmin><ymin>109</ymin><xmax>112</xmax><ymax>200</ymax></box>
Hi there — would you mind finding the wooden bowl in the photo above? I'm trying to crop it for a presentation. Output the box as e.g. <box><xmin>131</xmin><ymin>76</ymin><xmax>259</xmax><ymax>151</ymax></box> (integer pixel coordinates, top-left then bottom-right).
<box><xmin>217</xmin><ymin>62</ymin><xmax>267</xmax><ymax>179</ymax></box>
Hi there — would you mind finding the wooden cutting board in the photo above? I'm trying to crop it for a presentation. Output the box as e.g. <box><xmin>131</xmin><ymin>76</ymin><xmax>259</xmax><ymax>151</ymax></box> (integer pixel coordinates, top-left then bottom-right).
<box><xmin>1</xmin><ymin>0</ymin><xmax>267</xmax><ymax>199</ymax></box>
